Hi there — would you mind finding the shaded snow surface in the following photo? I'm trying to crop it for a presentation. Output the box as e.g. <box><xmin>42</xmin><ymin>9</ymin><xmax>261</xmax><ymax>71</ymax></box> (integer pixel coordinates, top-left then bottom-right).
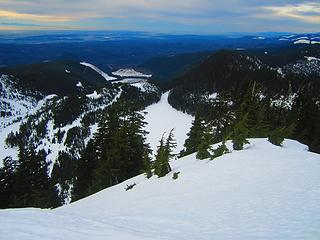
<box><xmin>144</xmin><ymin>91</ymin><xmax>193</xmax><ymax>155</ymax></box>
<box><xmin>1</xmin><ymin>138</ymin><xmax>320</xmax><ymax>240</ymax></box>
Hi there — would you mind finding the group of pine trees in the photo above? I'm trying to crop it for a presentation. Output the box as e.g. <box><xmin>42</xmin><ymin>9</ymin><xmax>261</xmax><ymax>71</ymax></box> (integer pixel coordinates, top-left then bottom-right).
<box><xmin>0</xmin><ymin>144</ymin><xmax>60</xmax><ymax>209</ymax></box>
<box><xmin>72</xmin><ymin>100</ymin><xmax>151</xmax><ymax>200</ymax></box>
<box><xmin>72</xmin><ymin>102</ymin><xmax>177</xmax><ymax>201</ymax></box>
<box><xmin>182</xmin><ymin>81</ymin><xmax>295</xmax><ymax>161</ymax></box>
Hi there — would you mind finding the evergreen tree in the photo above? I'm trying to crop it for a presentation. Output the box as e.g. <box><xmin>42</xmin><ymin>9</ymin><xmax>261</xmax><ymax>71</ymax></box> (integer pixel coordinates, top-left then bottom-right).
<box><xmin>88</xmin><ymin>101</ymin><xmax>150</xmax><ymax>194</ymax></box>
<box><xmin>72</xmin><ymin>140</ymin><xmax>98</xmax><ymax>201</ymax></box>
<box><xmin>268</xmin><ymin>124</ymin><xmax>295</xmax><ymax>146</ymax></box>
<box><xmin>238</xmin><ymin>81</ymin><xmax>270</xmax><ymax>137</ymax></box>
<box><xmin>154</xmin><ymin>134</ymin><xmax>168</xmax><ymax>177</ymax></box>
<box><xmin>211</xmin><ymin>141</ymin><xmax>229</xmax><ymax>160</ymax></box>
<box><xmin>196</xmin><ymin>130</ymin><xmax>212</xmax><ymax>160</ymax></box>
<box><xmin>0</xmin><ymin>157</ymin><xmax>17</xmax><ymax>208</ymax></box>
<box><xmin>231</xmin><ymin>113</ymin><xmax>250</xmax><ymax>150</ymax></box>
<box><xmin>164</xmin><ymin>129</ymin><xmax>177</xmax><ymax>161</ymax></box>
<box><xmin>182</xmin><ymin>110</ymin><xmax>206</xmax><ymax>156</ymax></box>
<box><xmin>154</xmin><ymin>130</ymin><xmax>176</xmax><ymax>177</ymax></box>
<box><xmin>143</xmin><ymin>149</ymin><xmax>153</xmax><ymax>179</ymax></box>
<box><xmin>13</xmin><ymin>145</ymin><xmax>60</xmax><ymax>208</ymax></box>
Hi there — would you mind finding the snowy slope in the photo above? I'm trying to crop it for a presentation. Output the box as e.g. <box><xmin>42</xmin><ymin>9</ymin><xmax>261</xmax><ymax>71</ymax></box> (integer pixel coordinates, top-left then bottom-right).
<box><xmin>144</xmin><ymin>91</ymin><xmax>193</xmax><ymax>155</ymax></box>
<box><xmin>80</xmin><ymin>62</ymin><xmax>117</xmax><ymax>81</ymax></box>
<box><xmin>0</xmin><ymin>75</ymin><xmax>39</xmax><ymax>130</ymax></box>
<box><xmin>1</xmin><ymin>138</ymin><xmax>319</xmax><ymax>240</ymax></box>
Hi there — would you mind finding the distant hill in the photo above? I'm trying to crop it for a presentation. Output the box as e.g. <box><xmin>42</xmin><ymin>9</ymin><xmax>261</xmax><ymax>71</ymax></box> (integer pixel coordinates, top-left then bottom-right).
<box><xmin>168</xmin><ymin>50</ymin><xmax>320</xmax><ymax>153</ymax></box>
<box><xmin>139</xmin><ymin>51</ymin><xmax>212</xmax><ymax>83</ymax></box>
<box><xmin>0</xmin><ymin>61</ymin><xmax>111</xmax><ymax>96</ymax></box>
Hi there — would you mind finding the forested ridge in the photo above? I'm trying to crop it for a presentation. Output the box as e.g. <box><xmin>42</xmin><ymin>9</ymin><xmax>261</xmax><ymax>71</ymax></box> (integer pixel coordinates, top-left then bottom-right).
<box><xmin>1</xmin><ymin>47</ymin><xmax>320</xmax><ymax>209</ymax></box>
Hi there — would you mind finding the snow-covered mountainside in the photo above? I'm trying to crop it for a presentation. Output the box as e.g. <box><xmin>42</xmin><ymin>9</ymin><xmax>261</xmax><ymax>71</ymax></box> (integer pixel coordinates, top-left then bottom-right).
<box><xmin>0</xmin><ymin>74</ymin><xmax>161</xmax><ymax>203</ymax></box>
<box><xmin>144</xmin><ymin>92</ymin><xmax>193</xmax><ymax>155</ymax></box>
<box><xmin>279</xmin><ymin>34</ymin><xmax>320</xmax><ymax>45</ymax></box>
<box><xmin>282</xmin><ymin>57</ymin><xmax>320</xmax><ymax>77</ymax></box>
<box><xmin>0</xmin><ymin>75</ymin><xmax>40</xmax><ymax>130</ymax></box>
<box><xmin>1</xmin><ymin>138</ymin><xmax>319</xmax><ymax>240</ymax></box>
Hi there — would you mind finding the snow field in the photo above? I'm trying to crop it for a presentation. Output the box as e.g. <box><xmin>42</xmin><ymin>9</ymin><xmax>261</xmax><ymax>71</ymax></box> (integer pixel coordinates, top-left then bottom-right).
<box><xmin>143</xmin><ymin>91</ymin><xmax>194</xmax><ymax>155</ymax></box>
<box><xmin>1</xmin><ymin>139</ymin><xmax>319</xmax><ymax>240</ymax></box>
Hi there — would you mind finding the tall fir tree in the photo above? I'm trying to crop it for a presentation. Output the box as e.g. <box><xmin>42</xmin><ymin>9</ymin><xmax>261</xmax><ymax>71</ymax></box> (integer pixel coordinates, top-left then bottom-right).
<box><xmin>143</xmin><ymin>149</ymin><xmax>153</xmax><ymax>179</ymax></box>
<box><xmin>83</xmin><ymin>101</ymin><xmax>150</xmax><ymax>195</ymax></box>
<box><xmin>154</xmin><ymin>130</ymin><xmax>176</xmax><ymax>177</ymax></box>
<box><xmin>231</xmin><ymin>113</ymin><xmax>250</xmax><ymax>150</ymax></box>
<box><xmin>0</xmin><ymin>156</ymin><xmax>17</xmax><ymax>208</ymax></box>
<box><xmin>11</xmin><ymin>144</ymin><xmax>60</xmax><ymax>208</ymax></box>
<box><xmin>182</xmin><ymin>110</ymin><xmax>206</xmax><ymax>156</ymax></box>
<box><xmin>196</xmin><ymin>129</ymin><xmax>212</xmax><ymax>160</ymax></box>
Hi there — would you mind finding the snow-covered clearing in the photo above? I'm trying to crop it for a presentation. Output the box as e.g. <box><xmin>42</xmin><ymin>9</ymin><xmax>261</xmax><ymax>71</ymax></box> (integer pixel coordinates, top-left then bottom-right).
<box><xmin>144</xmin><ymin>92</ymin><xmax>193</xmax><ymax>155</ymax></box>
<box><xmin>1</xmin><ymin>138</ymin><xmax>319</xmax><ymax>240</ymax></box>
<box><xmin>112</xmin><ymin>68</ymin><xmax>152</xmax><ymax>78</ymax></box>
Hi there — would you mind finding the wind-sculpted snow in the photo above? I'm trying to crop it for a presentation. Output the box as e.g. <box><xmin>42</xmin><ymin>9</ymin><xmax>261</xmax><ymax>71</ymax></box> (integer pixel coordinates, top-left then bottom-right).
<box><xmin>1</xmin><ymin>138</ymin><xmax>319</xmax><ymax>240</ymax></box>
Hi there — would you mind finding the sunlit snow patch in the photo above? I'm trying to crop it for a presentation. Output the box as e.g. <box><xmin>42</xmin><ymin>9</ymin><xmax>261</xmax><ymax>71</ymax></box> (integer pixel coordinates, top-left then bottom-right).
<box><xmin>76</xmin><ymin>81</ymin><xmax>84</xmax><ymax>88</ymax></box>
<box><xmin>304</xmin><ymin>56</ymin><xmax>320</xmax><ymax>61</ymax></box>
<box><xmin>86</xmin><ymin>91</ymin><xmax>102</xmax><ymax>99</ymax></box>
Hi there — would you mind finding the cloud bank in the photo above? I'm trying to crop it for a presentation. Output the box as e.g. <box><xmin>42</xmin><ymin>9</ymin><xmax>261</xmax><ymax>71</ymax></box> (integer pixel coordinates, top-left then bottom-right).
<box><xmin>0</xmin><ymin>0</ymin><xmax>318</xmax><ymax>33</ymax></box>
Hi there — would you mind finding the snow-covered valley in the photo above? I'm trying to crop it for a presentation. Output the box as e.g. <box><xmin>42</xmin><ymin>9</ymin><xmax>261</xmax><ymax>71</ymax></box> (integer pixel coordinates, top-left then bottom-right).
<box><xmin>144</xmin><ymin>92</ymin><xmax>193</xmax><ymax>155</ymax></box>
<box><xmin>1</xmin><ymin>46</ymin><xmax>320</xmax><ymax>240</ymax></box>
<box><xmin>1</xmin><ymin>138</ymin><xmax>319</xmax><ymax>240</ymax></box>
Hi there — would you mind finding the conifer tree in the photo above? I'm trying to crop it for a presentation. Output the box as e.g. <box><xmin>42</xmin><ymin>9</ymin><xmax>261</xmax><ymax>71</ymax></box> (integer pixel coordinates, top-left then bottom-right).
<box><xmin>268</xmin><ymin>124</ymin><xmax>295</xmax><ymax>146</ymax></box>
<box><xmin>0</xmin><ymin>157</ymin><xmax>17</xmax><ymax>208</ymax></box>
<box><xmin>143</xmin><ymin>149</ymin><xmax>153</xmax><ymax>179</ymax></box>
<box><xmin>72</xmin><ymin>140</ymin><xmax>98</xmax><ymax>201</ymax></box>
<box><xmin>211</xmin><ymin>141</ymin><xmax>229</xmax><ymax>160</ymax></box>
<box><xmin>154</xmin><ymin>130</ymin><xmax>176</xmax><ymax>177</ymax></box>
<box><xmin>231</xmin><ymin>113</ymin><xmax>250</xmax><ymax>150</ymax></box>
<box><xmin>164</xmin><ymin>129</ymin><xmax>177</xmax><ymax>161</ymax></box>
<box><xmin>154</xmin><ymin>134</ymin><xmax>168</xmax><ymax>177</ymax></box>
<box><xmin>196</xmin><ymin>130</ymin><xmax>212</xmax><ymax>160</ymax></box>
<box><xmin>182</xmin><ymin>110</ymin><xmax>206</xmax><ymax>156</ymax></box>
<box><xmin>88</xmin><ymin>101</ymin><xmax>150</xmax><ymax>193</ymax></box>
<box><xmin>12</xmin><ymin>145</ymin><xmax>60</xmax><ymax>208</ymax></box>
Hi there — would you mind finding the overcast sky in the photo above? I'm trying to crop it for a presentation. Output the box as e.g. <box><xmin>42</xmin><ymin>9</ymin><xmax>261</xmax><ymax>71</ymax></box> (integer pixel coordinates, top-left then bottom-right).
<box><xmin>0</xmin><ymin>0</ymin><xmax>319</xmax><ymax>33</ymax></box>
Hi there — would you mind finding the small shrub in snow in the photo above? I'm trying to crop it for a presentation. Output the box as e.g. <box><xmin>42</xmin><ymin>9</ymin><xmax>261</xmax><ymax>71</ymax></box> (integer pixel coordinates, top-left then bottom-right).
<box><xmin>268</xmin><ymin>124</ymin><xmax>295</xmax><ymax>146</ymax></box>
<box><xmin>125</xmin><ymin>183</ymin><xmax>136</xmax><ymax>191</ymax></box>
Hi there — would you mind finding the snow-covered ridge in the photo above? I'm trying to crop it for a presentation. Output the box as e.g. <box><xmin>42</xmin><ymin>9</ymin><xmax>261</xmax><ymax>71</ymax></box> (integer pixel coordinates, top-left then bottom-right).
<box><xmin>279</xmin><ymin>34</ymin><xmax>320</xmax><ymax>45</ymax></box>
<box><xmin>112</xmin><ymin>68</ymin><xmax>152</xmax><ymax>78</ymax></box>
<box><xmin>1</xmin><ymin>138</ymin><xmax>319</xmax><ymax>240</ymax></box>
<box><xmin>305</xmin><ymin>56</ymin><xmax>320</xmax><ymax>61</ymax></box>
<box><xmin>80</xmin><ymin>62</ymin><xmax>117</xmax><ymax>81</ymax></box>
